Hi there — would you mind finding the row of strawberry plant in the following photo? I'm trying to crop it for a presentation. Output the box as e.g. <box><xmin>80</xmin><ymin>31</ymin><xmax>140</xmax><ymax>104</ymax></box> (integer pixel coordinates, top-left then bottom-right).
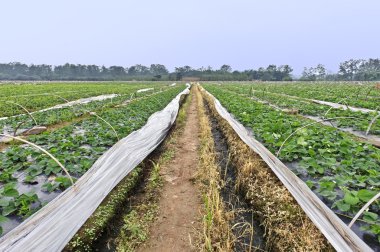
<box><xmin>222</xmin><ymin>81</ymin><xmax>380</xmax><ymax>110</ymax></box>
<box><xmin>0</xmin><ymin>82</ymin><xmax>170</xmax><ymax>117</ymax></box>
<box><xmin>204</xmin><ymin>84</ymin><xmax>380</xmax><ymax>245</ymax></box>
<box><xmin>0</xmin><ymin>85</ymin><xmax>169</xmax><ymax>134</ymax></box>
<box><xmin>0</xmin><ymin>85</ymin><xmax>185</xmax><ymax>235</ymax></box>
<box><xmin>221</xmin><ymin>84</ymin><xmax>380</xmax><ymax>135</ymax></box>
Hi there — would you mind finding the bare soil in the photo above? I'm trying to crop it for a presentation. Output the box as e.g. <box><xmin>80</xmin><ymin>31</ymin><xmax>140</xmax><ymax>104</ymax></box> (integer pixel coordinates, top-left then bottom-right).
<box><xmin>137</xmin><ymin>92</ymin><xmax>201</xmax><ymax>252</ymax></box>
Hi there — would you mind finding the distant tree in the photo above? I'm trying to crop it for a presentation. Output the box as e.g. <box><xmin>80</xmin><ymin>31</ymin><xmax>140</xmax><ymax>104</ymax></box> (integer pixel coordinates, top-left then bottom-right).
<box><xmin>356</xmin><ymin>58</ymin><xmax>380</xmax><ymax>80</ymax></box>
<box><xmin>0</xmin><ymin>61</ymin><xmax>339</xmax><ymax>81</ymax></box>
<box><xmin>127</xmin><ymin>64</ymin><xmax>150</xmax><ymax>76</ymax></box>
<box><xmin>301</xmin><ymin>67</ymin><xmax>316</xmax><ymax>81</ymax></box>
<box><xmin>197</xmin><ymin>66</ymin><xmax>206</xmax><ymax>72</ymax></box>
<box><xmin>220</xmin><ymin>64</ymin><xmax>232</xmax><ymax>73</ymax></box>
<box><xmin>277</xmin><ymin>65</ymin><xmax>293</xmax><ymax>81</ymax></box>
<box><xmin>183</xmin><ymin>65</ymin><xmax>193</xmax><ymax>72</ymax></box>
<box><xmin>301</xmin><ymin>64</ymin><xmax>326</xmax><ymax>81</ymax></box>
<box><xmin>28</xmin><ymin>64</ymin><xmax>52</xmax><ymax>79</ymax></box>
<box><xmin>87</xmin><ymin>65</ymin><xmax>100</xmax><ymax>78</ymax></box>
<box><xmin>339</xmin><ymin>59</ymin><xmax>363</xmax><ymax>80</ymax></box>
<box><xmin>100</xmin><ymin>66</ymin><xmax>109</xmax><ymax>77</ymax></box>
<box><xmin>109</xmin><ymin>66</ymin><xmax>126</xmax><ymax>78</ymax></box>
<box><xmin>128</xmin><ymin>65</ymin><xmax>137</xmax><ymax>75</ymax></box>
<box><xmin>12</xmin><ymin>62</ymin><xmax>28</xmax><ymax>75</ymax></box>
<box><xmin>136</xmin><ymin>64</ymin><xmax>150</xmax><ymax>75</ymax></box>
<box><xmin>150</xmin><ymin>64</ymin><xmax>169</xmax><ymax>75</ymax></box>
<box><xmin>175</xmin><ymin>65</ymin><xmax>193</xmax><ymax>73</ymax></box>
<box><xmin>314</xmin><ymin>64</ymin><xmax>326</xmax><ymax>80</ymax></box>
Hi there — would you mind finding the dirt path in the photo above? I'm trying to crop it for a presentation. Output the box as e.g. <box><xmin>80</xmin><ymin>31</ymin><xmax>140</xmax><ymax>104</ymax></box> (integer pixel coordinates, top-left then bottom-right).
<box><xmin>138</xmin><ymin>92</ymin><xmax>201</xmax><ymax>252</ymax></box>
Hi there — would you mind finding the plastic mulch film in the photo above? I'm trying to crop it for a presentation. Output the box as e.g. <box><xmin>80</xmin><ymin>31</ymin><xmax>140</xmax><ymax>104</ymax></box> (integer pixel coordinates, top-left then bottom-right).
<box><xmin>0</xmin><ymin>87</ymin><xmax>189</xmax><ymax>252</ymax></box>
<box><xmin>310</xmin><ymin>99</ymin><xmax>378</xmax><ymax>114</ymax></box>
<box><xmin>0</xmin><ymin>94</ymin><xmax>119</xmax><ymax>121</ymax></box>
<box><xmin>251</xmin><ymin>88</ymin><xmax>378</xmax><ymax>114</ymax></box>
<box><xmin>204</xmin><ymin>89</ymin><xmax>372</xmax><ymax>252</ymax></box>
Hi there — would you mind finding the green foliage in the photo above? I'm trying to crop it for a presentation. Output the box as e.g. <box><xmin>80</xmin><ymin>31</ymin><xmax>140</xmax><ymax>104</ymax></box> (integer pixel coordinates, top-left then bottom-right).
<box><xmin>0</xmin><ymin>85</ymin><xmax>185</xmax><ymax>235</ymax></box>
<box><xmin>205</xmin><ymin>83</ymin><xmax>380</xmax><ymax>243</ymax></box>
<box><xmin>221</xmin><ymin>82</ymin><xmax>380</xmax><ymax>135</ymax></box>
<box><xmin>67</xmin><ymin>167</ymin><xmax>142</xmax><ymax>251</ymax></box>
<box><xmin>0</xmin><ymin>82</ymin><xmax>168</xmax><ymax>118</ymax></box>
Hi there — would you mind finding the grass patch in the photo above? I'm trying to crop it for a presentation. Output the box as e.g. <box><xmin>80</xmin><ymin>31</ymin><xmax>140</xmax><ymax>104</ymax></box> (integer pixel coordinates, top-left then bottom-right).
<box><xmin>115</xmin><ymin>161</ymin><xmax>162</xmax><ymax>251</ymax></box>
<box><xmin>195</xmin><ymin>86</ymin><xmax>233</xmax><ymax>251</ymax></box>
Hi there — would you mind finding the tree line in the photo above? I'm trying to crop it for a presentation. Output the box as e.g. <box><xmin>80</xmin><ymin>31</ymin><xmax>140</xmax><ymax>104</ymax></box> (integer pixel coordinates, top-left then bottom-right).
<box><xmin>301</xmin><ymin>58</ymin><xmax>380</xmax><ymax>81</ymax></box>
<box><xmin>0</xmin><ymin>58</ymin><xmax>379</xmax><ymax>81</ymax></box>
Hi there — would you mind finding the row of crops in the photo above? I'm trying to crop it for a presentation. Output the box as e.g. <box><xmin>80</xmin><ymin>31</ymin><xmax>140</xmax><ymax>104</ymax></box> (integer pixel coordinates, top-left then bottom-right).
<box><xmin>203</xmin><ymin>83</ymin><xmax>380</xmax><ymax>246</ymax></box>
<box><xmin>0</xmin><ymin>81</ymin><xmax>172</xmax><ymax>118</ymax></box>
<box><xmin>221</xmin><ymin>84</ymin><xmax>380</xmax><ymax>137</ymax></box>
<box><xmin>0</xmin><ymin>82</ymin><xmax>184</xmax><ymax>235</ymax></box>
<box><xmin>223</xmin><ymin>81</ymin><xmax>380</xmax><ymax>110</ymax></box>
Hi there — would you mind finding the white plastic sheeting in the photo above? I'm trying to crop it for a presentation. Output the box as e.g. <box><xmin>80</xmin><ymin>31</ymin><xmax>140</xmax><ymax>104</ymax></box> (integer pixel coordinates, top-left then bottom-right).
<box><xmin>204</xmin><ymin>89</ymin><xmax>372</xmax><ymax>252</ymax></box>
<box><xmin>0</xmin><ymin>87</ymin><xmax>189</xmax><ymax>252</ymax></box>
<box><xmin>35</xmin><ymin>94</ymin><xmax>119</xmax><ymax>113</ymax></box>
<box><xmin>303</xmin><ymin>115</ymin><xmax>380</xmax><ymax>147</ymax></box>
<box><xmin>136</xmin><ymin>88</ymin><xmax>154</xmax><ymax>93</ymax></box>
<box><xmin>310</xmin><ymin>99</ymin><xmax>378</xmax><ymax>114</ymax></box>
<box><xmin>247</xmin><ymin>96</ymin><xmax>380</xmax><ymax>147</ymax></box>
<box><xmin>251</xmin><ymin>89</ymin><xmax>379</xmax><ymax>114</ymax></box>
<box><xmin>0</xmin><ymin>94</ymin><xmax>118</xmax><ymax>121</ymax></box>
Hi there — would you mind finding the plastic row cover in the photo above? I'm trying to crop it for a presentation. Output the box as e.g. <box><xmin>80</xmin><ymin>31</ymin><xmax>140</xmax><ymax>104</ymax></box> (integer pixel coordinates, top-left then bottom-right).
<box><xmin>204</xmin><ymin>89</ymin><xmax>372</xmax><ymax>252</ymax></box>
<box><xmin>0</xmin><ymin>87</ymin><xmax>189</xmax><ymax>252</ymax></box>
<box><xmin>0</xmin><ymin>94</ymin><xmax>119</xmax><ymax>121</ymax></box>
<box><xmin>310</xmin><ymin>98</ymin><xmax>378</xmax><ymax>114</ymax></box>
<box><xmin>251</xmin><ymin>87</ymin><xmax>378</xmax><ymax>114</ymax></box>
<box><xmin>248</xmin><ymin>95</ymin><xmax>380</xmax><ymax>147</ymax></box>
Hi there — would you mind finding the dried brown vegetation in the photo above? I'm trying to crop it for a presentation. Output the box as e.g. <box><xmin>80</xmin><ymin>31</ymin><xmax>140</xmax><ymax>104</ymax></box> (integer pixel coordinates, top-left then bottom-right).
<box><xmin>195</xmin><ymin>87</ymin><xmax>233</xmax><ymax>251</ymax></box>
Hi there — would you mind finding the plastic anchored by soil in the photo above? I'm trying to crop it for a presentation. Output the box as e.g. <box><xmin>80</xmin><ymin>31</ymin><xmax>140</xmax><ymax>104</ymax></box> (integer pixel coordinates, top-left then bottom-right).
<box><xmin>137</xmin><ymin>92</ymin><xmax>201</xmax><ymax>252</ymax></box>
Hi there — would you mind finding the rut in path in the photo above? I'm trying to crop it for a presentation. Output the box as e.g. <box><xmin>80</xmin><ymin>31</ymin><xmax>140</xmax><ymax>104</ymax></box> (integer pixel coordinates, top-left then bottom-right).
<box><xmin>137</xmin><ymin>91</ymin><xmax>201</xmax><ymax>252</ymax></box>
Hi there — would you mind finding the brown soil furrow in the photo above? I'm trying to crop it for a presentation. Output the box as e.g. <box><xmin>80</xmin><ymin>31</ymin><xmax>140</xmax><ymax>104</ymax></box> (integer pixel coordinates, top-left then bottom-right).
<box><xmin>137</xmin><ymin>91</ymin><xmax>201</xmax><ymax>252</ymax></box>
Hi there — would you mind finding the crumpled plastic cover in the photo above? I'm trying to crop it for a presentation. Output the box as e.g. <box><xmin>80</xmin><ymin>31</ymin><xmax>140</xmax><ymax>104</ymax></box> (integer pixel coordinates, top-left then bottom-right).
<box><xmin>0</xmin><ymin>87</ymin><xmax>190</xmax><ymax>252</ymax></box>
<box><xmin>204</xmin><ymin>89</ymin><xmax>372</xmax><ymax>252</ymax></box>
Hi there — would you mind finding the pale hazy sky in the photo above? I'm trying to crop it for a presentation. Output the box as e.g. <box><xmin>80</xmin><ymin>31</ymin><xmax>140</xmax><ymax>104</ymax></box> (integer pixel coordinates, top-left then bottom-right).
<box><xmin>0</xmin><ymin>0</ymin><xmax>379</xmax><ymax>74</ymax></box>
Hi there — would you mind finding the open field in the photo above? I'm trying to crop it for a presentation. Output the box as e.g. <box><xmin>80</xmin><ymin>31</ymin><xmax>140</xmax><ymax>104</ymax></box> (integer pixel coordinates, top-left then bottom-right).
<box><xmin>0</xmin><ymin>81</ymin><xmax>379</xmax><ymax>251</ymax></box>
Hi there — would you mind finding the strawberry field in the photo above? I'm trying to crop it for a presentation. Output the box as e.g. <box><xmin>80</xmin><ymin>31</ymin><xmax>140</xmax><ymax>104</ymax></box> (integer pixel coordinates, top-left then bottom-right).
<box><xmin>0</xmin><ymin>82</ymin><xmax>184</xmax><ymax>235</ymax></box>
<box><xmin>0</xmin><ymin>82</ymin><xmax>172</xmax><ymax>118</ymax></box>
<box><xmin>204</xmin><ymin>82</ymin><xmax>380</xmax><ymax>247</ymax></box>
<box><xmin>0</xmin><ymin>81</ymin><xmax>379</xmax><ymax>251</ymax></box>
